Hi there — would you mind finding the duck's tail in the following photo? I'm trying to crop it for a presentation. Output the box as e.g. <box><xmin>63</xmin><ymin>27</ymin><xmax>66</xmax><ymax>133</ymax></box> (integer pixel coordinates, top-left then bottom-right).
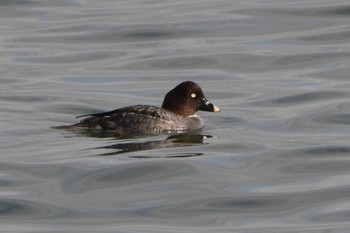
<box><xmin>52</xmin><ymin>116</ymin><xmax>100</xmax><ymax>130</ymax></box>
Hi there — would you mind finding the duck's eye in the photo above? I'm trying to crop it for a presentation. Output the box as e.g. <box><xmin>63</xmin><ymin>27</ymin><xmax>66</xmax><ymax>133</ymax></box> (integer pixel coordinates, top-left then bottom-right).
<box><xmin>190</xmin><ymin>93</ymin><xmax>196</xmax><ymax>99</ymax></box>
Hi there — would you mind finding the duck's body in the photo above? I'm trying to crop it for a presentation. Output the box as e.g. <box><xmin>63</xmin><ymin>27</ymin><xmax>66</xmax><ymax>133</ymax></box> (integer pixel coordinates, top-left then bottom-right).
<box><xmin>76</xmin><ymin>105</ymin><xmax>203</xmax><ymax>133</ymax></box>
<box><xmin>60</xmin><ymin>81</ymin><xmax>219</xmax><ymax>134</ymax></box>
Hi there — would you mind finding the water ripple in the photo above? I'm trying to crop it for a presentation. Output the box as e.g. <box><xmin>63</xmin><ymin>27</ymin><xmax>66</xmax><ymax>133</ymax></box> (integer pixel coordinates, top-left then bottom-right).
<box><xmin>314</xmin><ymin>114</ymin><xmax>350</xmax><ymax>125</ymax></box>
<box><xmin>252</xmin><ymin>91</ymin><xmax>347</xmax><ymax>106</ymax></box>
<box><xmin>0</xmin><ymin>199</ymin><xmax>76</xmax><ymax>219</ymax></box>
<box><xmin>65</xmin><ymin>161</ymin><xmax>196</xmax><ymax>192</ymax></box>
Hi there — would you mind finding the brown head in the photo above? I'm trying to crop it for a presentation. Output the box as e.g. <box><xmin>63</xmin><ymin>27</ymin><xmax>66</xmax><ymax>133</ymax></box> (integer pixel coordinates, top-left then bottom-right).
<box><xmin>161</xmin><ymin>81</ymin><xmax>220</xmax><ymax>116</ymax></box>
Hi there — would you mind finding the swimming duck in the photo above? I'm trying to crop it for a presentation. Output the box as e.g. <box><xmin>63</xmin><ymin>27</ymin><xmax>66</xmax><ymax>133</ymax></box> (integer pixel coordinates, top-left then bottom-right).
<box><xmin>64</xmin><ymin>81</ymin><xmax>220</xmax><ymax>134</ymax></box>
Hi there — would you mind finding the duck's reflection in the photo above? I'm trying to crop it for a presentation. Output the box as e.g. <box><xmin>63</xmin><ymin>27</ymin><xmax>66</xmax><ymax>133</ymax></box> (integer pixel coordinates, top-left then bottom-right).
<box><xmin>93</xmin><ymin>133</ymin><xmax>212</xmax><ymax>157</ymax></box>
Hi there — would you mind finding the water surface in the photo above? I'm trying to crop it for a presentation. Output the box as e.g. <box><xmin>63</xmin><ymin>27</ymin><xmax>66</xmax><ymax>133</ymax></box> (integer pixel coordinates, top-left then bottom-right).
<box><xmin>1</xmin><ymin>0</ymin><xmax>350</xmax><ymax>232</ymax></box>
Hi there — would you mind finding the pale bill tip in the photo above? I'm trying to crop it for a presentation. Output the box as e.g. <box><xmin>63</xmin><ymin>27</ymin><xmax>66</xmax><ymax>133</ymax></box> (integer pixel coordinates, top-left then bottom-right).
<box><xmin>213</xmin><ymin>105</ymin><xmax>220</xmax><ymax>112</ymax></box>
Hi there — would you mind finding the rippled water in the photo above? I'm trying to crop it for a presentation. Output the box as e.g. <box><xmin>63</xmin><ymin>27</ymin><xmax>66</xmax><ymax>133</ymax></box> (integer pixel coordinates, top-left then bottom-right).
<box><xmin>1</xmin><ymin>0</ymin><xmax>350</xmax><ymax>232</ymax></box>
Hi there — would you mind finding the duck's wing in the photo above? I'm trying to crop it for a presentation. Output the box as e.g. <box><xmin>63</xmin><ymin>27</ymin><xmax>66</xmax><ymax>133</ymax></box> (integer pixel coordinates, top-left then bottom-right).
<box><xmin>76</xmin><ymin>105</ymin><xmax>157</xmax><ymax>118</ymax></box>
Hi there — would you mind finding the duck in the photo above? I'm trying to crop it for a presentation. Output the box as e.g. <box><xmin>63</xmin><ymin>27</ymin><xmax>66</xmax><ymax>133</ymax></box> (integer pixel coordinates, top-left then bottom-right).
<box><xmin>61</xmin><ymin>81</ymin><xmax>220</xmax><ymax>134</ymax></box>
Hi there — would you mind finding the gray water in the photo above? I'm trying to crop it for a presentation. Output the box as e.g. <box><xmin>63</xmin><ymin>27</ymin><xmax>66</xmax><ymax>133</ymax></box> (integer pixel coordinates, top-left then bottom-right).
<box><xmin>1</xmin><ymin>0</ymin><xmax>350</xmax><ymax>232</ymax></box>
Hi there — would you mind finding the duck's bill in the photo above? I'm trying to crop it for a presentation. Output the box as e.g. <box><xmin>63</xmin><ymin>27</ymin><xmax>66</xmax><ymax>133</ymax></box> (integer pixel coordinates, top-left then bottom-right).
<box><xmin>198</xmin><ymin>99</ymin><xmax>220</xmax><ymax>112</ymax></box>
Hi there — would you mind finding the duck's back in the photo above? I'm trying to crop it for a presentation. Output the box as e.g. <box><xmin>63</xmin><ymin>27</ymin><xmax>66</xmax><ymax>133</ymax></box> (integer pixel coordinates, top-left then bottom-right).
<box><xmin>76</xmin><ymin>105</ymin><xmax>203</xmax><ymax>133</ymax></box>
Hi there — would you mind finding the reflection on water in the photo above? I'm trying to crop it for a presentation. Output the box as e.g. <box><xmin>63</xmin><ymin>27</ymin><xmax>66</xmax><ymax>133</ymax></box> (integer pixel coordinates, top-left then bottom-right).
<box><xmin>97</xmin><ymin>133</ymin><xmax>211</xmax><ymax>156</ymax></box>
